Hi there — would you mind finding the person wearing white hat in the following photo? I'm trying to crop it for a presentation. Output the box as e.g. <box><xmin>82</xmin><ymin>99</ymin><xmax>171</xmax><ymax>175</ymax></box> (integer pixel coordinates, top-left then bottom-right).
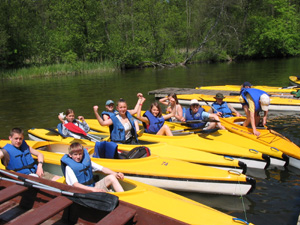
<box><xmin>184</xmin><ymin>99</ymin><xmax>226</xmax><ymax>130</ymax></box>
<box><xmin>240</xmin><ymin>88</ymin><xmax>270</xmax><ymax>136</ymax></box>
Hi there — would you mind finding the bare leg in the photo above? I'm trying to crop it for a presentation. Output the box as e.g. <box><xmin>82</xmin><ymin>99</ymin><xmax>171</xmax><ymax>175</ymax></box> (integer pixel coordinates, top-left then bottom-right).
<box><xmin>104</xmin><ymin>175</ymin><xmax>124</xmax><ymax>192</ymax></box>
<box><xmin>156</xmin><ymin>124</ymin><xmax>173</xmax><ymax>136</ymax></box>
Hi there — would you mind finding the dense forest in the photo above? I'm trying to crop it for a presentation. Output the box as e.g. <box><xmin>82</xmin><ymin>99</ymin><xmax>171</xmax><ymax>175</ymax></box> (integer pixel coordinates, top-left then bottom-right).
<box><xmin>1</xmin><ymin>0</ymin><xmax>300</xmax><ymax>70</ymax></box>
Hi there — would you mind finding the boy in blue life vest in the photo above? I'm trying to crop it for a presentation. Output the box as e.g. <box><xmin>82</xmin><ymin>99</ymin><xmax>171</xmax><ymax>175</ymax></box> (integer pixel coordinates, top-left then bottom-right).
<box><xmin>61</xmin><ymin>142</ymin><xmax>124</xmax><ymax>192</ymax></box>
<box><xmin>208</xmin><ymin>93</ymin><xmax>241</xmax><ymax>118</ymax></box>
<box><xmin>239</xmin><ymin>88</ymin><xmax>270</xmax><ymax>136</ymax></box>
<box><xmin>0</xmin><ymin>128</ymin><xmax>44</xmax><ymax>177</ymax></box>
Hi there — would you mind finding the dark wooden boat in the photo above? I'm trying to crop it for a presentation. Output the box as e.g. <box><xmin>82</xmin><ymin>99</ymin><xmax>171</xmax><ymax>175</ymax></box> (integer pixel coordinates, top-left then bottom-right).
<box><xmin>0</xmin><ymin>170</ymin><xmax>187</xmax><ymax>225</ymax></box>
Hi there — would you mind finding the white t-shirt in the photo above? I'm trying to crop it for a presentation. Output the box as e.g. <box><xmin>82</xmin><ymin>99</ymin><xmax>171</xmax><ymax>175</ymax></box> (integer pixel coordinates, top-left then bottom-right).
<box><xmin>65</xmin><ymin>161</ymin><xmax>103</xmax><ymax>186</ymax></box>
<box><xmin>116</xmin><ymin>114</ymin><xmax>132</xmax><ymax>140</ymax></box>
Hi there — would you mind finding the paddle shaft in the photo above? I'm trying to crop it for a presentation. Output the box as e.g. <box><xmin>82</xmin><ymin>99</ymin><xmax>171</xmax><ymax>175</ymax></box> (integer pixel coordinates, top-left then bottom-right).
<box><xmin>0</xmin><ymin>173</ymin><xmax>119</xmax><ymax>211</ymax></box>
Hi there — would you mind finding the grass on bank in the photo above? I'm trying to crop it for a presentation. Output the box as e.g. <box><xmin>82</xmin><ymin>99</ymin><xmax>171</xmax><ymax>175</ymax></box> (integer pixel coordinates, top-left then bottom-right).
<box><xmin>0</xmin><ymin>61</ymin><xmax>118</xmax><ymax>79</ymax></box>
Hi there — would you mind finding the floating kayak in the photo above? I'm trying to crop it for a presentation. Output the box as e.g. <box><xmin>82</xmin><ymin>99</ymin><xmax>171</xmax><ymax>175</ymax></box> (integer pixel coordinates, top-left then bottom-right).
<box><xmin>218</xmin><ymin>116</ymin><xmax>300</xmax><ymax>169</ymax></box>
<box><xmin>289</xmin><ymin>76</ymin><xmax>300</xmax><ymax>87</ymax></box>
<box><xmin>0</xmin><ymin>170</ymin><xmax>253</xmax><ymax>224</ymax></box>
<box><xmin>163</xmin><ymin>120</ymin><xmax>288</xmax><ymax>168</ymax></box>
<box><xmin>84</xmin><ymin>120</ymin><xmax>270</xmax><ymax>170</ymax></box>
<box><xmin>27</xmin><ymin>128</ymin><xmax>247</xmax><ymax>173</ymax></box>
<box><xmin>176</xmin><ymin>93</ymin><xmax>300</xmax><ymax>111</ymax></box>
<box><xmin>16</xmin><ymin>141</ymin><xmax>254</xmax><ymax>195</ymax></box>
<box><xmin>196</xmin><ymin>84</ymin><xmax>300</xmax><ymax>93</ymax></box>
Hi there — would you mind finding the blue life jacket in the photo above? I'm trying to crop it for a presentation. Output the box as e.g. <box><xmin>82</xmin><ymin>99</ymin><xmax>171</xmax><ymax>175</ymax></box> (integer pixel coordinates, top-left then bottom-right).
<box><xmin>61</xmin><ymin>149</ymin><xmax>94</xmax><ymax>187</ymax></box>
<box><xmin>240</xmin><ymin>88</ymin><xmax>268</xmax><ymax>112</ymax></box>
<box><xmin>103</xmin><ymin>111</ymin><xmax>138</xmax><ymax>144</ymax></box>
<box><xmin>143</xmin><ymin>110</ymin><xmax>165</xmax><ymax>134</ymax></box>
<box><xmin>4</xmin><ymin>140</ymin><xmax>37</xmax><ymax>174</ymax></box>
<box><xmin>185</xmin><ymin>107</ymin><xmax>205</xmax><ymax>128</ymax></box>
<box><xmin>212</xmin><ymin>102</ymin><xmax>232</xmax><ymax>118</ymax></box>
<box><xmin>93</xmin><ymin>141</ymin><xmax>118</xmax><ymax>159</ymax></box>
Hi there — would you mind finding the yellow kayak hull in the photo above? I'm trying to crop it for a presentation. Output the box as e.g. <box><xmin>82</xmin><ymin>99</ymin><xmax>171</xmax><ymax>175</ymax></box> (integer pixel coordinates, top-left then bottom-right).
<box><xmin>0</xmin><ymin>160</ymin><xmax>253</xmax><ymax>225</ymax></box>
<box><xmin>9</xmin><ymin>139</ymin><xmax>254</xmax><ymax>195</ymax></box>
<box><xmin>28</xmin><ymin>127</ymin><xmax>246</xmax><ymax>173</ymax></box>
<box><xmin>164</xmin><ymin>120</ymin><xmax>288</xmax><ymax>168</ymax></box>
<box><xmin>177</xmin><ymin>93</ymin><xmax>300</xmax><ymax>111</ymax></box>
<box><xmin>289</xmin><ymin>75</ymin><xmax>300</xmax><ymax>87</ymax></box>
<box><xmin>219</xmin><ymin>117</ymin><xmax>300</xmax><ymax>169</ymax></box>
<box><xmin>84</xmin><ymin>120</ymin><xmax>269</xmax><ymax>170</ymax></box>
<box><xmin>196</xmin><ymin>84</ymin><xmax>300</xmax><ymax>93</ymax></box>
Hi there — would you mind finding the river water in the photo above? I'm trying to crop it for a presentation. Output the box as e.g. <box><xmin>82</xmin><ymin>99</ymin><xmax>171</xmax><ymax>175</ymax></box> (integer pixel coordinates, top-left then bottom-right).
<box><xmin>1</xmin><ymin>58</ymin><xmax>300</xmax><ymax>224</ymax></box>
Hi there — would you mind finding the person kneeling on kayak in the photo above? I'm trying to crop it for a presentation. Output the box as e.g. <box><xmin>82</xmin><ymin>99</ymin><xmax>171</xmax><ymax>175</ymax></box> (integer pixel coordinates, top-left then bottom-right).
<box><xmin>239</xmin><ymin>88</ymin><xmax>270</xmax><ymax>136</ymax></box>
<box><xmin>208</xmin><ymin>93</ymin><xmax>241</xmax><ymax>118</ymax></box>
<box><xmin>61</xmin><ymin>142</ymin><xmax>124</xmax><ymax>192</ymax></box>
<box><xmin>136</xmin><ymin>95</ymin><xmax>176</xmax><ymax>136</ymax></box>
<box><xmin>185</xmin><ymin>99</ymin><xmax>226</xmax><ymax>130</ymax></box>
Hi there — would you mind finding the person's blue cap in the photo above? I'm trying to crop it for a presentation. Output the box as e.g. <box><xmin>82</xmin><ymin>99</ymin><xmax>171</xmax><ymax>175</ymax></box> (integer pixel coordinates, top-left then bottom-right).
<box><xmin>243</xmin><ymin>81</ymin><xmax>252</xmax><ymax>87</ymax></box>
<box><xmin>105</xmin><ymin>100</ymin><xmax>114</xmax><ymax>106</ymax></box>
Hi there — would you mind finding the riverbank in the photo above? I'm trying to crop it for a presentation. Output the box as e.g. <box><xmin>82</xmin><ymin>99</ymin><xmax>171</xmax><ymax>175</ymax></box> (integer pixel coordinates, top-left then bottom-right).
<box><xmin>0</xmin><ymin>61</ymin><xmax>118</xmax><ymax>79</ymax></box>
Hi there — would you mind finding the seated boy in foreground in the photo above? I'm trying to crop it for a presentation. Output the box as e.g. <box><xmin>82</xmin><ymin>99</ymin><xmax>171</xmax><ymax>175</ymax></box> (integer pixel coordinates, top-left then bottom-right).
<box><xmin>0</xmin><ymin>127</ymin><xmax>44</xmax><ymax>177</ymax></box>
<box><xmin>61</xmin><ymin>142</ymin><xmax>124</xmax><ymax>192</ymax></box>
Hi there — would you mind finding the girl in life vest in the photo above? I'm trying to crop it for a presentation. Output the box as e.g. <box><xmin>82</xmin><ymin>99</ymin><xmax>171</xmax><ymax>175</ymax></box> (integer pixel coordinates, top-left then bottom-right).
<box><xmin>58</xmin><ymin>109</ymin><xmax>90</xmax><ymax>139</ymax></box>
<box><xmin>93</xmin><ymin>96</ymin><xmax>143</xmax><ymax>144</ymax></box>
<box><xmin>136</xmin><ymin>95</ymin><xmax>176</xmax><ymax>136</ymax></box>
<box><xmin>159</xmin><ymin>93</ymin><xmax>185</xmax><ymax>122</ymax></box>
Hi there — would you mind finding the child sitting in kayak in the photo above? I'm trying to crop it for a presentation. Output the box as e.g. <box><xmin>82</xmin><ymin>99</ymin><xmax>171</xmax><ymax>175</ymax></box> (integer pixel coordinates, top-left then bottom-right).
<box><xmin>103</xmin><ymin>98</ymin><xmax>140</xmax><ymax>132</ymax></box>
<box><xmin>61</xmin><ymin>142</ymin><xmax>124</xmax><ymax>192</ymax></box>
<box><xmin>93</xmin><ymin>95</ymin><xmax>143</xmax><ymax>144</ymax></box>
<box><xmin>208</xmin><ymin>93</ymin><xmax>241</xmax><ymax>118</ymax></box>
<box><xmin>159</xmin><ymin>93</ymin><xmax>185</xmax><ymax>122</ymax></box>
<box><xmin>58</xmin><ymin>109</ymin><xmax>90</xmax><ymax>139</ymax></box>
<box><xmin>136</xmin><ymin>95</ymin><xmax>176</xmax><ymax>136</ymax></box>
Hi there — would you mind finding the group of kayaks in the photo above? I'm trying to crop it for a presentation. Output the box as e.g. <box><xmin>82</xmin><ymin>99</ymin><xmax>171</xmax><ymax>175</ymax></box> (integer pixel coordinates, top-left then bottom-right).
<box><xmin>2</xmin><ymin>80</ymin><xmax>300</xmax><ymax>224</ymax></box>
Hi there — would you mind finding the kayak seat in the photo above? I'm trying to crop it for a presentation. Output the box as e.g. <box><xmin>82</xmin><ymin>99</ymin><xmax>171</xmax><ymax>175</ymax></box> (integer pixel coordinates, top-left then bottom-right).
<box><xmin>93</xmin><ymin>141</ymin><xmax>119</xmax><ymax>159</ymax></box>
<box><xmin>119</xmin><ymin>146</ymin><xmax>151</xmax><ymax>159</ymax></box>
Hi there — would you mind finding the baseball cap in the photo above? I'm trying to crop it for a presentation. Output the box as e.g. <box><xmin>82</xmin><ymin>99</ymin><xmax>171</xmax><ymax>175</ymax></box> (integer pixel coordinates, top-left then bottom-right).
<box><xmin>260</xmin><ymin>94</ymin><xmax>270</xmax><ymax>111</ymax></box>
<box><xmin>243</xmin><ymin>81</ymin><xmax>252</xmax><ymax>87</ymax></box>
<box><xmin>105</xmin><ymin>100</ymin><xmax>114</xmax><ymax>106</ymax></box>
<box><xmin>214</xmin><ymin>93</ymin><xmax>225</xmax><ymax>99</ymax></box>
<box><xmin>190</xmin><ymin>99</ymin><xmax>200</xmax><ymax>105</ymax></box>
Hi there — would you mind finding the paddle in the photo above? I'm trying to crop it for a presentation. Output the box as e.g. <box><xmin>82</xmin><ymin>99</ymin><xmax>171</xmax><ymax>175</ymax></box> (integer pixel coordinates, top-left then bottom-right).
<box><xmin>47</xmin><ymin>128</ymin><xmax>100</xmax><ymax>142</ymax></box>
<box><xmin>172</xmin><ymin>119</ymin><xmax>220</xmax><ymax>124</ymax></box>
<box><xmin>63</xmin><ymin>123</ymin><xmax>102</xmax><ymax>142</ymax></box>
<box><xmin>229</xmin><ymin>92</ymin><xmax>295</xmax><ymax>98</ymax></box>
<box><xmin>0</xmin><ymin>172</ymin><xmax>119</xmax><ymax>212</ymax></box>
<box><xmin>197</xmin><ymin>96</ymin><xmax>235</xmax><ymax>118</ymax></box>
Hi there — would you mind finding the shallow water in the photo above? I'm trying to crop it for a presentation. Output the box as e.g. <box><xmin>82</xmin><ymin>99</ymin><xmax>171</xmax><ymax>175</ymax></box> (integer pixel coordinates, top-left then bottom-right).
<box><xmin>1</xmin><ymin>58</ymin><xmax>300</xmax><ymax>224</ymax></box>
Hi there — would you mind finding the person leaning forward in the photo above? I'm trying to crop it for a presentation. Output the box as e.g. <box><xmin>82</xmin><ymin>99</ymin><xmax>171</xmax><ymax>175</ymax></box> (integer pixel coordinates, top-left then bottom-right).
<box><xmin>239</xmin><ymin>88</ymin><xmax>270</xmax><ymax>136</ymax></box>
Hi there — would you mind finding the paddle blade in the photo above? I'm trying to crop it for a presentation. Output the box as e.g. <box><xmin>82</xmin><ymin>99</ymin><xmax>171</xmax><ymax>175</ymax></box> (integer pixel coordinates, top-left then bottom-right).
<box><xmin>70</xmin><ymin>192</ymin><xmax>119</xmax><ymax>212</ymax></box>
<box><xmin>64</xmin><ymin>123</ymin><xmax>87</xmax><ymax>136</ymax></box>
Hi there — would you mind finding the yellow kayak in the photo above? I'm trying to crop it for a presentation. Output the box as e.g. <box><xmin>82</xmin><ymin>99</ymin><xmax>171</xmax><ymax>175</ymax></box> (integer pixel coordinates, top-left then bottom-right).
<box><xmin>176</xmin><ymin>93</ymin><xmax>300</xmax><ymax>111</ymax></box>
<box><xmin>27</xmin><ymin>128</ymin><xmax>247</xmax><ymax>173</ymax></box>
<box><xmin>163</xmin><ymin>120</ymin><xmax>288</xmax><ymax>168</ymax></box>
<box><xmin>84</xmin><ymin>120</ymin><xmax>270</xmax><ymax>170</ymax></box>
<box><xmin>196</xmin><ymin>84</ymin><xmax>300</xmax><ymax>93</ymax></box>
<box><xmin>289</xmin><ymin>75</ymin><xmax>300</xmax><ymax>87</ymax></box>
<box><xmin>0</xmin><ymin>162</ymin><xmax>254</xmax><ymax>224</ymax></box>
<box><xmin>218</xmin><ymin>116</ymin><xmax>300</xmax><ymax>170</ymax></box>
<box><xmin>27</xmin><ymin>141</ymin><xmax>256</xmax><ymax>195</ymax></box>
